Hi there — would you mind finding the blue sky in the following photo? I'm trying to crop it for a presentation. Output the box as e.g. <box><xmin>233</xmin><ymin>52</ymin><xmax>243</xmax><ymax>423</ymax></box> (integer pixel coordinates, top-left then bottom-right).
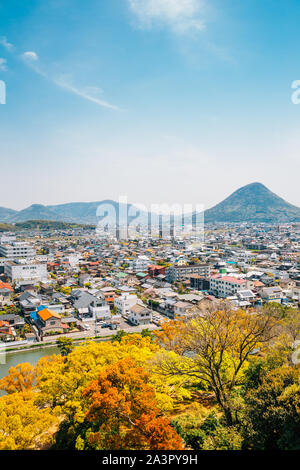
<box><xmin>0</xmin><ymin>0</ymin><xmax>300</xmax><ymax>211</ymax></box>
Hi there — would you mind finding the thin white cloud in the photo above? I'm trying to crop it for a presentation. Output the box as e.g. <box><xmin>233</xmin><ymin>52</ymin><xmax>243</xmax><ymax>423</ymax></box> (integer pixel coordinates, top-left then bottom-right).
<box><xmin>0</xmin><ymin>36</ymin><xmax>14</xmax><ymax>51</ymax></box>
<box><xmin>0</xmin><ymin>58</ymin><xmax>7</xmax><ymax>71</ymax></box>
<box><xmin>21</xmin><ymin>51</ymin><xmax>39</xmax><ymax>62</ymax></box>
<box><xmin>128</xmin><ymin>0</ymin><xmax>206</xmax><ymax>34</ymax></box>
<box><xmin>20</xmin><ymin>50</ymin><xmax>121</xmax><ymax>111</ymax></box>
<box><xmin>53</xmin><ymin>76</ymin><xmax>122</xmax><ymax>111</ymax></box>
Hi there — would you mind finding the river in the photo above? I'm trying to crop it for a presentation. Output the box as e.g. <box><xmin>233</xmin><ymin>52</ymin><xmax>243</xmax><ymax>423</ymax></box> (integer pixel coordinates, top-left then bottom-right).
<box><xmin>0</xmin><ymin>346</ymin><xmax>60</xmax><ymax>382</ymax></box>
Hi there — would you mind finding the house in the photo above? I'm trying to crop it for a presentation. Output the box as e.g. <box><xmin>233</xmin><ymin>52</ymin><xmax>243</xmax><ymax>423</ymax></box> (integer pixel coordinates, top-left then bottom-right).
<box><xmin>114</xmin><ymin>294</ymin><xmax>138</xmax><ymax>316</ymax></box>
<box><xmin>174</xmin><ymin>301</ymin><xmax>193</xmax><ymax>317</ymax></box>
<box><xmin>35</xmin><ymin>307</ymin><xmax>65</xmax><ymax>336</ymax></box>
<box><xmin>70</xmin><ymin>290</ymin><xmax>110</xmax><ymax>321</ymax></box>
<box><xmin>19</xmin><ymin>291</ymin><xmax>42</xmax><ymax>315</ymax></box>
<box><xmin>0</xmin><ymin>281</ymin><xmax>13</xmax><ymax>307</ymax></box>
<box><xmin>128</xmin><ymin>304</ymin><xmax>152</xmax><ymax>326</ymax></box>
<box><xmin>0</xmin><ymin>320</ymin><xmax>14</xmax><ymax>341</ymax></box>
<box><xmin>260</xmin><ymin>287</ymin><xmax>283</xmax><ymax>303</ymax></box>
<box><xmin>148</xmin><ymin>265</ymin><xmax>166</xmax><ymax>278</ymax></box>
<box><xmin>0</xmin><ymin>314</ymin><xmax>25</xmax><ymax>330</ymax></box>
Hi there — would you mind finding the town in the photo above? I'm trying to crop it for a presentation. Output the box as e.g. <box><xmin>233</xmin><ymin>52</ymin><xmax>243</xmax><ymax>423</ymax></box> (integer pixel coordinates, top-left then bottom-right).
<box><xmin>0</xmin><ymin>221</ymin><xmax>299</xmax><ymax>350</ymax></box>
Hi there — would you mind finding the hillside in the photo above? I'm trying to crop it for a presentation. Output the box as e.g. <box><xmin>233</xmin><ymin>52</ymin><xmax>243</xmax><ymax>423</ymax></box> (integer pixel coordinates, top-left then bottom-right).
<box><xmin>0</xmin><ymin>207</ymin><xmax>17</xmax><ymax>221</ymax></box>
<box><xmin>204</xmin><ymin>182</ymin><xmax>300</xmax><ymax>223</ymax></box>
<box><xmin>1</xmin><ymin>183</ymin><xmax>300</xmax><ymax>225</ymax></box>
<box><xmin>8</xmin><ymin>204</ymin><xmax>70</xmax><ymax>223</ymax></box>
<box><xmin>14</xmin><ymin>220</ymin><xmax>96</xmax><ymax>231</ymax></box>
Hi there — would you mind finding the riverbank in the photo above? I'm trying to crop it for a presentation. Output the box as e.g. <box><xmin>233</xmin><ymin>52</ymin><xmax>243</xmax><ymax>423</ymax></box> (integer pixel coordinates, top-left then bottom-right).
<box><xmin>2</xmin><ymin>334</ymin><xmax>114</xmax><ymax>355</ymax></box>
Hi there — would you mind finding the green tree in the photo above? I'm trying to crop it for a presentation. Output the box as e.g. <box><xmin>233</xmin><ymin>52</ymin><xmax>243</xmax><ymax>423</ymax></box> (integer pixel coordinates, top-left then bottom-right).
<box><xmin>111</xmin><ymin>330</ymin><xmax>128</xmax><ymax>343</ymax></box>
<box><xmin>56</xmin><ymin>337</ymin><xmax>74</xmax><ymax>357</ymax></box>
<box><xmin>243</xmin><ymin>364</ymin><xmax>300</xmax><ymax>449</ymax></box>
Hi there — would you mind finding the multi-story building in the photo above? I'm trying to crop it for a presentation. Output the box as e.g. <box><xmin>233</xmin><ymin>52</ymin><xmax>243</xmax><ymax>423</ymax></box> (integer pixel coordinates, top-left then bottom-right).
<box><xmin>128</xmin><ymin>255</ymin><xmax>151</xmax><ymax>273</ymax></box>
<box><xmin>190</xmin><ymin>275</ymin><xmax>210</xmax><ymax>291</ymax></box>
<box><xmin>209</xmin><ymin>275</ymin><xmax>247</xmax><ymax>298</ymax></box>
<box><xmin>0</xmin><ymin>242</ymin><xmax>36</xmax><ymax>258</ymax></box>
<box><xmin>114</xmin><ymin>294</ymin><xmax>138</xmax><ymax>316</ymax></box>
<box><xmin>166</xmin><ymin>264</ymin><xmax>210</xmax><ymax>283</ymax></box>
<box><xmin>4</xmin><ymin>259</ymin><xmax>48</xmax><ymax>283</ymax></box>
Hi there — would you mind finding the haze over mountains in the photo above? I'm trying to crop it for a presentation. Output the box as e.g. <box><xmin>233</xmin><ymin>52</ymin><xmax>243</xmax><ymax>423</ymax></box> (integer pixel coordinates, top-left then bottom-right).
<box><xmin>0</xmin><ymin>183</ymin><xmax>299</xmax><ymax>225</ymax></box>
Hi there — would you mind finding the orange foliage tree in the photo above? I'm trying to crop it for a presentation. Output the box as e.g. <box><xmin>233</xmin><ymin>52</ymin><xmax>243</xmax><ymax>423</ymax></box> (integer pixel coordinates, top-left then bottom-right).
<box><xmin>82</xmin><ymin>358</ymin><xmax>184</xmax><ymax>450</ymax></box>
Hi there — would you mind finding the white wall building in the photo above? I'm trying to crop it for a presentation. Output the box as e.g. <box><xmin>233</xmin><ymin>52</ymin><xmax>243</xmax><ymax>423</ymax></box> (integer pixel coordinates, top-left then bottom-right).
<box><xmin>4</xmin><ymin>260</ymin><xmax>48</xmax><ymax>283</ymax></box>
<box><xmin>88</xmin><ymin>300</ymin><xmax>111</xmax><ymax>321</ymax></box>
<box><xmin>128</xmin><ymin>255</ymin><xmax>151</xmax><ymax>273</ymax></box>
<box><xmin>0</xmin><ymin>242</ymin><xmax>36</xmax><ymax>258</ymax></box>
<box><xmin>128</xmin><ymin>303</ymin><xmax>152</xmax><ymax>326</ymax></box>
<box><xmin>114</xmin><ymin>294</ymin><xmax>138</xmax><ymax>316</ymax></box>
<box><xmin>209</xmin><ymin>275</ymin><xmax>247</xmax><ymax>298</ymax></box>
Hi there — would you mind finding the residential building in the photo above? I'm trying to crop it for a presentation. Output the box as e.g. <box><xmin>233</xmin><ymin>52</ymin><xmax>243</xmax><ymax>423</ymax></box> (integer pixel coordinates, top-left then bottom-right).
<box><xmin>34</xmin><ymin>307</ymin><xmax>65</xmax><ymax>336</ymax></box>
<box><xmin>0</xmin><ymin>281</ymin><xmax>13</xmax><ymax>307</ymax></box>
<box><xmin>166</xmin><ymin>264</ymin><xmax>210</xmax><ymax>282</ymax></box>
<box><xmin>128</xmin><ymin>255</ymin><xmax>151</xmax><ymax>273</ymax></box>
<box><xmin>4</xmin><ymin>259</ymin><xmax>48</xmax><ymax>283</ymax></box>
<box><xmin>190</xmin><ymin>275</ymin><xmax>210</xmax><ymax>291</ymax></box>
<box><xmin>260</xmin><ymin>287</ymin><xmax>283</xmax><ymax>303</ymax></box>
<box><xmin>128</xmin><ymin>303</ymin><xmax>152</xmax><ymax>325</ymax></box>
<box><xmin>114</xmin><ymin>294</ymin><xmax>138</xmax><ymax>316</ymax></box>
<box><xmin>209</xmin><ymin>275</ymin><xmax>247</xmax><ymax>298</ymax></box>
<box><xmin>0</xmin><ymin>242</ymin><xmax>36</xmax><ymax>258</ymax></box>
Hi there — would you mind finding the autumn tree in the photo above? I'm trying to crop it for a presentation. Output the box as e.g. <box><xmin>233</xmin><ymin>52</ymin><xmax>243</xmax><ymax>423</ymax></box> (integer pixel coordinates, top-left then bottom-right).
<box><xmin>81</xmin><ymin>358</ymin><xmax>184</xmax><ymax>450</ymax></box>
<box><xmin>0</xmin><ymin>391</ymin><xmax>58</xmax><ymax>450</ymax></box>
<box><xmin>0</xmin><ymin>363</ymin><xmax>35</xmax><ymax>394</ymax></box>
<box><xmin>154</xmin><ymin>306</ymin><xmax>277</xmax><ymax>426</ymax></box>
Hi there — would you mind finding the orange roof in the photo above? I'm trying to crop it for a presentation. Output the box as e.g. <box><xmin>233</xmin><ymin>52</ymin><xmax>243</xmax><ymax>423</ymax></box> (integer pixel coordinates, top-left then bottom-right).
<box><xmin>254</xmin><ymin>281</ymin><xmax>264</xmax><ymax>287</ymax></box>
<box><xmin>0</xmin><ymin>281</ymin><xmax>13</xmax><ymax>292</ymax></box>
<box><xmin>38</xmin><ymin>308</ymin><xmax>61</xmax><ymax>322</ymax></box>
<box><xmin>0</xmin><ymin>320</ymin><xmax>13</xmax><ymax>335</ymax></box>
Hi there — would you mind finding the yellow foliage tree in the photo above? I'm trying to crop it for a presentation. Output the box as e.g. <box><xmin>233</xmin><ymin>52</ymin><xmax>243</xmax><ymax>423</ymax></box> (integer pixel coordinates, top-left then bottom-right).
<box><xmin>154</xmin><ymin>306</ymin><xmax>277</xmax><ymax>425</ymax></box>
<box><xmin>0</xmin><ymin>363</ymin><xmax>35</xmax><ymax>394</ymax></box>
<box><xmin>0</xmin><ymin>391</ymin><xmax>58</xmax><ymax>450</ymax></box>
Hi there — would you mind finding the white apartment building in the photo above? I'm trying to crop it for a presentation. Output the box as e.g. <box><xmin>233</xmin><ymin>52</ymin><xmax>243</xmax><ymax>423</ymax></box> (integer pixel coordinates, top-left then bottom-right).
<box><xmin>88</xmin><ymin>299</ymin><xmax>111</xmax><ymax>321</ymax></box>
<box><xmin>0</xmin><ymin>242</ymin><xmax>36</xmax><ymax>258</ymax></box>
<box><xmin>209</xmin><ymin>275</ymin><xmax>247</xmax><ymax>298</ymax></box>
<box><xmin>128</xmin><ymin>255</ymin><xmax>151</xmax><ymax>273</ymax></box>
<box><xmin>114</xmin><ymin>294</ymin><xmax>138</xmax><ymax>316</ymax></box>
<box><xmin>4</xmin><ymin>260</ymin><xmax>48</xmax><ymax>282</ymax></box>
<box><xmin>0</xmin><ymin>234</ymin><xmax>16</xmax><ymax>244</ymax></box>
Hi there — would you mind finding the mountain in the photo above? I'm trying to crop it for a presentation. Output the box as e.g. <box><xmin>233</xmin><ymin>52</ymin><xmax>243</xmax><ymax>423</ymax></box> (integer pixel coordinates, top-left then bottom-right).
<box><xmin>8</xmin><ymin>204</ymin><xmax>70</xmax><ymax>223</ymax></box>
<box><xmin>1</xmin><ymin>183</ymin><xmax>300</xmax><ymax>225</ymax></box>
<box><xmin>0</xmin><ymin>206</ymin><xmax>18</xmax><ymax>221</ymax></box>
<box><xmin>5</xmin><ymin>201</ymin><xmax>151</xmax><ymax>225</ymax></box>
<box><xmin>203</xmin><ymin>182</ymin><xmax>300</xmax><ymax>223</ymax></box>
